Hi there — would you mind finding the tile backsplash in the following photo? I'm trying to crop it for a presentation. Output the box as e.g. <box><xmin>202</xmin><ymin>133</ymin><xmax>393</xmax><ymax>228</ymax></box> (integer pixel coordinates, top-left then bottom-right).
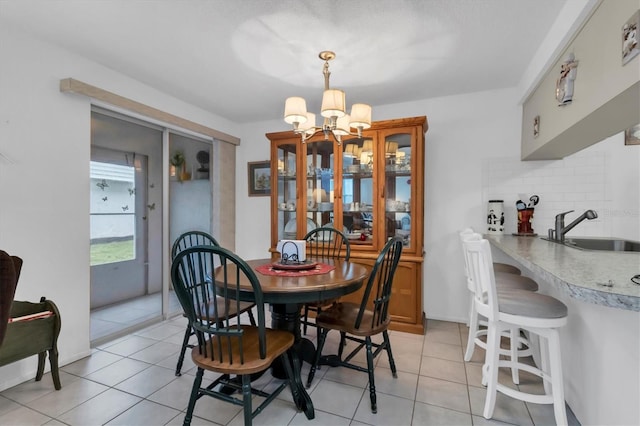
<box><xmin>482</xmin><ymin>134</ymin><xmax>639</xmax><ymax>240</ymax></box>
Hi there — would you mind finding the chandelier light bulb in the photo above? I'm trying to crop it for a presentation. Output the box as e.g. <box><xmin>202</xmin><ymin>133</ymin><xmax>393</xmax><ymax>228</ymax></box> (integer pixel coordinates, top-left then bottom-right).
<box><xmin>349</xmin><ymin>104</ymin><xmax>372</xmax><ymax>129</ymax></box>
<box><xmin>321</xmin><ymin>89</ymin><xmax>346</xmax><ymax>118</ymax></box>
<box><xmin>284</xmin><ymin>97</ymin><xmax>308</xmax><ymax>125</ymax></box>
<box><xmin>299</xmin><ymin>112</ymin><xmax>316</xmax><ymax>134</ymax></box>
<box><xmin>334</xmin><ymin>114</ymin><xmax>351</xmax><ymax>136</ymax></box>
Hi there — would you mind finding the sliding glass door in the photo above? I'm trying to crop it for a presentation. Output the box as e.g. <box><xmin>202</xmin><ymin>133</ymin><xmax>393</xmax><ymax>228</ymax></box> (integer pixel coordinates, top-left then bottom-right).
<box><xmin>90</xmin><ymin>109</ymin><xmax>214</xmax><ymax>344</ymax></box>
<box><xmin>90</xmin><ymin>111</ymin><xmax>163</xmax><ymax>342</ymax></box>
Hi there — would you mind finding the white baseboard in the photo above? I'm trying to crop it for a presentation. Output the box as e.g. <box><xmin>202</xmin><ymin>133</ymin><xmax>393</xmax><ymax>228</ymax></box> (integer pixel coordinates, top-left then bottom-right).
<box><xmin>425</xmin><ymin>314</ymin><xmax>467</xmax><ymax>324</ymax></box>
<box><xmin>0</xmin><ymin>349</ymin><xmax>92</xmax><ymax>392</ymax></box>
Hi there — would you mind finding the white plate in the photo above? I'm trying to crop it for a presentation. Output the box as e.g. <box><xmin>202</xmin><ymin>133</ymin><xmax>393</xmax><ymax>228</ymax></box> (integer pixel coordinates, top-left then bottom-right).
<box><xmin>284</xmin><ymin>217</ymin><xmax>317</xmax><ymax>235</ymax></box>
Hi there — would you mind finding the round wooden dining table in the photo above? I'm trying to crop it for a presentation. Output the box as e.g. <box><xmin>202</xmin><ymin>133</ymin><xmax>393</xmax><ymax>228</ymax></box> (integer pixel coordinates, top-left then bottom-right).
<box><xmin>214</xmin><ymin>257</ymin><xmax>369</xmax><ymax>367</ymax></box>
<box><xmin>240</xmin><ymin>258</ymin><xmax>369</xmax><ymax>301</ymax></box>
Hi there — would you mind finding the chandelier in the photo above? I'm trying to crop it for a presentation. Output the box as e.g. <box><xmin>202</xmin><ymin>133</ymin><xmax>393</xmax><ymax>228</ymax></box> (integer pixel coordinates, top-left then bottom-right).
<box><xmin>283</xmin><ymin>51</ymin><xmax>372</xmax><ymax>144</ymax></box>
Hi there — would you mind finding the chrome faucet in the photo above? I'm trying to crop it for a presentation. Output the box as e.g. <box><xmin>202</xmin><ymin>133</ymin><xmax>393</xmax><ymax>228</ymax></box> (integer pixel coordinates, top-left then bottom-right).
<box><xmin>548</xmin><ymin>210</ymin><xmax>598</xmax><ymax>242</ymax></box>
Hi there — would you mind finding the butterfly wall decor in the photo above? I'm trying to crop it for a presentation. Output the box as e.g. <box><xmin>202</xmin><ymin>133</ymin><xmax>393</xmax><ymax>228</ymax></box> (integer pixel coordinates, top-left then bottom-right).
<box><xmin>96</xmin><ymin>179</ymin><xmax>109</xmax><ymax>190</ymax></box>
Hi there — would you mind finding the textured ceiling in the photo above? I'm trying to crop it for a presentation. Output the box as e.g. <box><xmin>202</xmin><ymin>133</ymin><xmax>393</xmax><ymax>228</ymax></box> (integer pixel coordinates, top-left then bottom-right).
<box><xmin>0</xmin><ymin>0</ymin><xmax>567</xmax><ymax>123</ymax></box>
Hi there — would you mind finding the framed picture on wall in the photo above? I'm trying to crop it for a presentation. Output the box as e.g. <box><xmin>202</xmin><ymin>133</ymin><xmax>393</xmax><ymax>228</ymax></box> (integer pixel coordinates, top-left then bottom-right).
<box><xmin>622</xmin><ymin>10</ymin><xmax>639</xmax><ymax>65</ymax></box>
<box><xmin>625</xmin><ymin>124</ymin><xmax>640</xmax><ymax>145</ymax></box>
<box><xmin>248</xmin><ymin>161</ymin><xmax>271</xmax><ymax>196</ymax></box>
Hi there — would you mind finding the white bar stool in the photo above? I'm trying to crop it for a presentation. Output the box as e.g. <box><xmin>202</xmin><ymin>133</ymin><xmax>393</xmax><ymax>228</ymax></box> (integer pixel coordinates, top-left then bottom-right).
<box><xmin>461</xmin><ymin>228</ymin><xmax>522</xmax><ymax>276</ymax></box>
<box><xmin>463</xmin><ymin>235</ymin><xmax>569</xmax><ymax>426</ymax></box>
<box><xmin>459</xmin><ymin>230</ymin><xmax>539</xmax><ymax>366</ymax></box>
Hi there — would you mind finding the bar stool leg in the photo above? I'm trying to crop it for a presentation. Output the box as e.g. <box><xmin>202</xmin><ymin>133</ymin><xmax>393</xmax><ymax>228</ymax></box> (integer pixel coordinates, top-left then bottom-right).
<box><xmin>481</xmin><ymin>362</ymin><xmax>489</xmax><ymax>387</ymax></box>
<box><xmin>464</xmin><ymin>302</ymin><xmax>480</xmax><ymax>362</ymax></box>
<box><xmin>509</xmin><ymin>327</ymin><xmax>520</xmax><ymax>385</ymax></box>
<box><xmin>483</xmin><ymin>322</ymin><xmax>501</xmax><ymax>419</ymax></box>
<box><xmin>539</xmin><ymin>334</ymin><xmax>552</xmax><ymax>395</ymax></box>
<box><xmin>548</xmin><ymin>329</ymin><xmax>568</xmax><ymax>426</ymax></box>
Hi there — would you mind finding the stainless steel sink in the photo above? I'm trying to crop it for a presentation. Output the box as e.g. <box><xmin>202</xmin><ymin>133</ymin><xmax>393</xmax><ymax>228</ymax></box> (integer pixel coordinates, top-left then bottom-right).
<box><xmin>543</xmin><ymin>237</ymin><xmax>640</xmax><ymax>252</ymax></box>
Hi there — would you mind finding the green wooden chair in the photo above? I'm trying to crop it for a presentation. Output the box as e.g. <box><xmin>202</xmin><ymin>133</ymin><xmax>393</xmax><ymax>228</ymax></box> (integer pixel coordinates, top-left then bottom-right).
<box><xmin>171</xmin><ymin>231</ymin><xmax>255</xmax><ymax>376</ymax></box>
<box><xmin>301</xmin><ymin>227</ymin><xmax>351</xmax><ymax>336</ymax></box>
<box><xmin>171</xmin><ymin>245</ymin><xmax>313</xmax><ymax>425</ymax></box>
<box><xmin>307</xmin><ymin>237</ymin><xmax>403</xmax><ymax>413</ymax></box>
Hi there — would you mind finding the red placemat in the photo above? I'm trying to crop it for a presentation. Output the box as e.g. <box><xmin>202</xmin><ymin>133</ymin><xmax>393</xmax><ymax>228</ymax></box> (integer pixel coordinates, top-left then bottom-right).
<box><xmin>255</xmin><ymin>262</ymin><xmax>335</xmax><ymax>277</ymax></box>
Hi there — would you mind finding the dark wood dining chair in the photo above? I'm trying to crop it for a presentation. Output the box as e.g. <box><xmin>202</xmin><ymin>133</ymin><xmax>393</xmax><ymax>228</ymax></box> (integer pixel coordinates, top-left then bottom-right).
<box><xmin>171</xmin><ymin>231</ymin><xmax>255</xmax><ymax>376</ymax></box>
<box><xmin>171</xmin><ymin>245</ymin><xmax>313</xmax><ymax>425</ymax></box>
<box><xmin>307</xmin><ymin>236</ymin><xmax>403</xmax><ymax>413</ymax></box>
<box><xmin>301</xmin><ymin>227</ymin><xmax>351</xmax><ymax>336</ymax></box>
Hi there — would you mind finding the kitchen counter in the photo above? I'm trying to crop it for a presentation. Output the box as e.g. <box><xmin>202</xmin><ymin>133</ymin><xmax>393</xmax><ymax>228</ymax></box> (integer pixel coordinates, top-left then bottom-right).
<box><xmin>486</xmin><ymin>234</ymin><xmax>640</xmax><ymax>426</ymax></box>
<box><xmin>485</xmin><ymin>234</ymin><xmax>640</xmax><ymax>311</ymax></box>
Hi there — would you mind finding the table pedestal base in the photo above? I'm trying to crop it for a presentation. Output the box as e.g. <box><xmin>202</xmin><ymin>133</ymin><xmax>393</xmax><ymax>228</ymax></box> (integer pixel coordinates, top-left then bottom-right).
<box><xmin>270</xmin><ymin>303</ymin><xmax>317</xmax><ymax>378</ymax></box>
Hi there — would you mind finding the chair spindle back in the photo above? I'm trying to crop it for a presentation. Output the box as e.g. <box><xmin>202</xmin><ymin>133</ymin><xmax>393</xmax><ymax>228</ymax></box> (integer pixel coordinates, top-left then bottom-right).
<box><xmin>355</xmin><ymin>237</ymin><xmax>403</xmax><ymax>330</ymax></box>
<box><xmin>303</xmin><ymin>227</ymin><xmax>351</xmax><ymax>261</ymax></box>
<box><xmin>171</xmin><ymin>245</ymin><xmax>267</xmax><ymax>364</ymax></box>
<box><xmin>171</xmin><ymin>231</ymin><xmax>219</xmax><ymax>259</ymax></box>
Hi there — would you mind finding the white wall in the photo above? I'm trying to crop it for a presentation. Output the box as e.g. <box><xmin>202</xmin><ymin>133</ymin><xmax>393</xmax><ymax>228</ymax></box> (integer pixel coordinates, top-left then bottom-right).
<box><xmin>235</xmin><ymin>120</ymin><xmax>281</xmax><ymax>260</ymax></box>
<box><xmin>0</xmin><ymin>23</ymin><xmax>240</xmax><ymax>390</ymax></box>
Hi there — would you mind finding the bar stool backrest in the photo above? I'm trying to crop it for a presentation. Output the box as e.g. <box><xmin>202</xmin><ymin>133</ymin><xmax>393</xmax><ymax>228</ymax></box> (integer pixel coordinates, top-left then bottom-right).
<box><xmin>462</xmin><ymin>234</ymin><xmax>499</xmax><ymax>322</ymax></box>
<box><xmin>459</xmin><ymin>228</ymin><xmax>476</xmax><ymax>292</ymax></box>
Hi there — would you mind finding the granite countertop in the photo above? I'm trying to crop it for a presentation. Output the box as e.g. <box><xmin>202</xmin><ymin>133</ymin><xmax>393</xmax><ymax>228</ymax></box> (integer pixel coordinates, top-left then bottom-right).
<box><xmin>485</xmin><ymin>234</ymin><xmax>640</xmax><ymax>311</ymax></box>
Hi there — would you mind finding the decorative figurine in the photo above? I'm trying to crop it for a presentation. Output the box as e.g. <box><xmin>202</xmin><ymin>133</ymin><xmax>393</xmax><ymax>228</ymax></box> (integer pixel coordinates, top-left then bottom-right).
<box><xmin>515</xmin><ymin>195</ymin><xmax>539</xmax><ymax>236</ymax></box>
<box><xmin>487</xmin><ymin>200</ymin><xmax>504</xmax><ymax>234</ymax></box>
<box><xmin>556</xmin><ymin>53</ymin><xmax>578</xmax><ymax>106</ymax></box>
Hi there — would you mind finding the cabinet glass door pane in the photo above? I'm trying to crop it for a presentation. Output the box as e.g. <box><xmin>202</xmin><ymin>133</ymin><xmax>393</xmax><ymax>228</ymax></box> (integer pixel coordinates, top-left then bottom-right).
<box><xmin>306</xmin><ymin>141</ymin><xmax>334</xmax><ymax>231</ymax></box>
<box><xmin>277</xmin><ymin>142</ymin><xmax>297</xmax><ymax>240</ymax></box>
<box><xmin>341</xmin><ymin>136</ymin><xmax>375</xmax><ymax>248</ymax></box>
<box><xmin>384</xmin><ymin>133</ymin><xmax>412</xmax><ymax>248</ymax></box>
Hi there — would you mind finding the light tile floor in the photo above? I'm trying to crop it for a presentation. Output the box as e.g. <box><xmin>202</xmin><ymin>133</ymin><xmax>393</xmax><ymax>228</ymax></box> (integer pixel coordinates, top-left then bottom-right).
<box><xmin>90</xmin><ymin>292</ymin><xmax>182</xmax><ymax>344</ymax></box>
<box><xmin>0</xmin><ymin>317</ymin><xmax>580</xmax><ymax>425</ymax></box>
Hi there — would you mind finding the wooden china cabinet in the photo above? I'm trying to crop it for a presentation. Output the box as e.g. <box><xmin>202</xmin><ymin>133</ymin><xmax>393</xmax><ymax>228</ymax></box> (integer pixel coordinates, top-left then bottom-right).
<box><xmin>266</xmin><ymin>116</ymin><xmax>427</xmax><ymax>334</ymax></box>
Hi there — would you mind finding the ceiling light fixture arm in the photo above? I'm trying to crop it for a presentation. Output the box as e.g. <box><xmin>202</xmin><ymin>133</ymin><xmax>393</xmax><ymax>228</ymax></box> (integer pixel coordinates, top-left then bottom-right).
<box><xmin>296</xmin><ymin>120</ymin><xmax>365</xmax><ymax>144</ymax></box>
